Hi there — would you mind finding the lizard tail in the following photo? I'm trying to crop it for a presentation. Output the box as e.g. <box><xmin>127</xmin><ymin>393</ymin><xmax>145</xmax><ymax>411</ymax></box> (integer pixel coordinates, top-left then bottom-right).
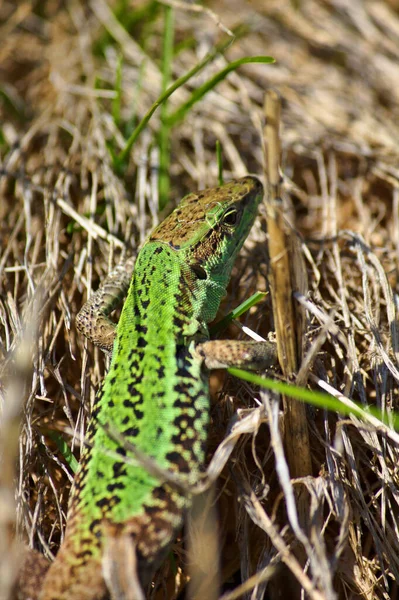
<box><xmin>38</xmin><ymin>542</ymin><xmax>107</xmax><ymax>600</ymax></box>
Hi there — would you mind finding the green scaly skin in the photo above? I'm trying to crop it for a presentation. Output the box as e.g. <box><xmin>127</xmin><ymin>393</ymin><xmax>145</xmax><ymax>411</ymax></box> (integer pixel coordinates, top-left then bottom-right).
<box><xmin>39</xmin><ymin>176</ymin><xmax>264</xmax><ymax>600</ymax></box>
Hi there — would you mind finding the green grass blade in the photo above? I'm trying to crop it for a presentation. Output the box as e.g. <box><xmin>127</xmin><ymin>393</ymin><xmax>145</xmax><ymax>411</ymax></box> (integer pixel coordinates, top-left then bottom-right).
<box><xmin>166</xmin><ymin>56</ymin><xmax>274</xmax><ymax>128</ymax></box>
<box><xmin>228</xmin><ymin>368</ymin><xmax>399</xmax><ymax>430</ymax></box>
<box><xmin>210</xmin><ymin>291</ymin><xmax>266</xmax><ymax>335</ymax></box>
<box><xmin>45</xmin><ymin>429</ymin><xmax>79</xmax><ymax>473</ymax></box>
<box><xmin>117</xmin><ymin>35</ymin><xmax>236</xmax><ymax>164</ymax></box>
<box><xmin>216</xmin><ymin>140</ymin><xmax>223</xmax><ymax>186</ymax></box>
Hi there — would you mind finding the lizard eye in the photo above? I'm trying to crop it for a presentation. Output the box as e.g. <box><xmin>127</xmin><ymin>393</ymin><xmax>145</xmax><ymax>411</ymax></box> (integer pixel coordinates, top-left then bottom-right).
<box><xmin>222</xmin><ymin>209</ymin><xmax>240</xmax><ymax>226</ymax></box>
<box><xmin>191</xmin><ymin>264</ymin><xmax>207</xmax><ymax>280</ymax></box>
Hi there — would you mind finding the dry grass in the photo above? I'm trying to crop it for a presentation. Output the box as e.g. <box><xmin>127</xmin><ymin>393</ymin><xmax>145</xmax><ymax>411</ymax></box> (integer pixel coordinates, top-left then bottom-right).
<box><xmin>1</xmin><ymin>1</ymin><xmax>399</xmax><ymax>599</ymax></box>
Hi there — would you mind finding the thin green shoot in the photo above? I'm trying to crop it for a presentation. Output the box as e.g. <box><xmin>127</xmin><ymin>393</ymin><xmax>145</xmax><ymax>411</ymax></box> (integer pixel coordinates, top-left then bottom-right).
<box><xmin>45</xmin><ymin>429</ymin><xmax>79</xmax><ymax>473</ymax></box>
<box><xmin>216</xmin><ymin>140</ymin><xmax>223</xmax><ymax>186</ymax></box>
<box><xmin>210</xmin><ymin>291</ymin><xmax>266</xmax><ymax>335</ymax></box>
<box><xmin>116</xmin><ymin>34</ymin><xmax>236</xmax><ymax>166</ymax></box>
<box><xmin>228</xmin><ymin>368</ymin><xmax>399</xmax><ymax>431</ymax></box>
<box><xmin>166</xmin><ymin>56</ymin><xmax>274</xmax><ymax>128</ymax></box>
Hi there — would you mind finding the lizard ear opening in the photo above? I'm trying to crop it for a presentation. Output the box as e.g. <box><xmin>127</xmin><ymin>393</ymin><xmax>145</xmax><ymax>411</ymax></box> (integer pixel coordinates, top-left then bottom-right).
<box><xmin>222</xmin><ymin>208</ymin><xmax>241</xmax><ymax>226</ymax></box>
<box><xmin>191</xmin><ymin>264</ymin><xmax>208</xmax><ymax>280</ymax></box>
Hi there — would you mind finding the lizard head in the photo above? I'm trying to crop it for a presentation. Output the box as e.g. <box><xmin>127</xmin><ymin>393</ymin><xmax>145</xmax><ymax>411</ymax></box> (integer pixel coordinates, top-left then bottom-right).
<box><xmin>150</xmin><ymin>176</ymin><xmax>263</xmax><ymax>267</ymax></box>
<box><xmin>148</xmin><ymin>176</ymin><xmax>263</xmax><ymax>323</ymax></box>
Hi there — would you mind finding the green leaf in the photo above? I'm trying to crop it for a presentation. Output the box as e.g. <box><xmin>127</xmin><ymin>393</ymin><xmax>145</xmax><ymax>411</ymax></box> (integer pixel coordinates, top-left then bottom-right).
<box><xmin>228</xmin><ymin>368</ymin><xmax>399</xmax><ymax>430</ymax></box>
<box><xmin>117</xmin><ymin>34</ymin><xmax>237</xmax><ymax>164</ymax></box>
<box><xmin>216</xmin><ymin>140</ymin><xmax>223</xmax><ymax>186</ymax></box>
<box><xmin>210</xmin><ymin>291</ymin><xmax>267</xmax><ymax>335</ymax></box>
<box><xmin>166</xmin><ymin>56</ymin><xmax>275</xmax><ymax>128</ymax></box>
<box><xmin>45</xmin><ymin>430</ymin><xmax>79</xmax><ymax>473</ymax></box>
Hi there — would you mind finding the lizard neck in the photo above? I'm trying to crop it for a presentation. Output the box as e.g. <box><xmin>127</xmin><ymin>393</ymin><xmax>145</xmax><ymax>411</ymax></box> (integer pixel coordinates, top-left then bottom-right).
<box><xmin>114</xmin><ymin>241</ymin><xmax>205</xmax><ymax>354</ymax></box>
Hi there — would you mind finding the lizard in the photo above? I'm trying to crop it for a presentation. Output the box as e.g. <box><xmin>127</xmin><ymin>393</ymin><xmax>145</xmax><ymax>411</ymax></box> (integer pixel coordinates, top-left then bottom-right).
<box><xmin>21</xmin><ymin>176</ymin><xmax>276</xmax><ymax>600</ymax></box>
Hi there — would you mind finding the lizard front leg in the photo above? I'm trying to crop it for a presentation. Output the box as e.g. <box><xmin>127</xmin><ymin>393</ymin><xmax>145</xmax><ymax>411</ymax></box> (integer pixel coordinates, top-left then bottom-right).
<box><xmin>195</xmin><ymin>339</ymin><xmax>277</xmax><ymax>371</ymax></box>
<box><xmin>76</xmin><ymin>256</ymin><xmax>135</xmax><ymax>355</ymax></box>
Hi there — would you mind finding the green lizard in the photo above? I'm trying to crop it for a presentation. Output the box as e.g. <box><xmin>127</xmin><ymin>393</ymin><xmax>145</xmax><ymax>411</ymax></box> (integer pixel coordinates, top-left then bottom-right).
<box><xmin>30</xmin><ymin>176</ymin><xmax>275</xmax><ymax>600</ymax></box>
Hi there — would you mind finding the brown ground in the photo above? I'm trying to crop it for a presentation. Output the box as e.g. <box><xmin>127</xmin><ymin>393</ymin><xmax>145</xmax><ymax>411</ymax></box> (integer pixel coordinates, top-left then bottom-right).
<box><xmin>1</xmin><ymin>1</ymin><xmax>399</xmax><ymax>599</ymax></box>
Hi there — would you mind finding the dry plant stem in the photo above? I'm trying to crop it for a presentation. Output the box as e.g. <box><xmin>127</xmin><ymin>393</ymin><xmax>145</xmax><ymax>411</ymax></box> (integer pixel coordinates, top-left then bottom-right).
<box><xmin>263</xmin><ymin>91</ymin><xmax>312</xmax><ymax>479</ymax></box>
<box><xmin>0</xmin><ymin>294</ymin><xmax>42</xmax><ymax>597</ymax></box>
<box><xmin>264</xmin><ymin>395</ymin><xmax>337</xmax><ymax>599</ymax></box>
<box><xmin>187</xmin><ymin>487</ymin><xmax>220</xmax><ymax>600</ymax></box>
<box><xmin>238</xmin><ymin>474</ymin><xmax>325</xmax><ymax>600</ymax></box>
<box><xmin>218</xmin><ymin>563</ymin><xmax>277</xmax><ymax>600</ymax></box>
<box><xmin>103</xmin><ymin>533</ymin><xmax>145</xmax><ymax>600</ymax></box>
<box><xmin>157</xmin><ymin>0</ymin><xmax>234</xmax><ymax>37</ymax></box>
